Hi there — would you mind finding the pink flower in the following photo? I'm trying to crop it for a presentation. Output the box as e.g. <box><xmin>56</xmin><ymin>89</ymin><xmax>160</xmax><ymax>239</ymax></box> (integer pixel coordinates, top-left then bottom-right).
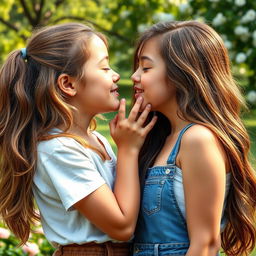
<box><xmin>22</xmin><ymin>242</ymin><xmax>40</xmax><ymax>256</ymax></box>
<box><xmin>0</xmin><ymin>227</ymin><xmax>11</xmax><ymax>239</ymax></box>
<box><xmin>34</xmin><ymin>226</ymin><xmax>44</xmax><ymax>235</ymax></box>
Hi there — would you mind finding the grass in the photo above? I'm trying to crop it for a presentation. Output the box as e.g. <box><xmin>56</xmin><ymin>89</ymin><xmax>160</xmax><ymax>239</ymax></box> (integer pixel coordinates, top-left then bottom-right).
<box><xmin>243</xmin><ymin>109</ymin><xmax>256</xmax><ymax>168</ymax></box>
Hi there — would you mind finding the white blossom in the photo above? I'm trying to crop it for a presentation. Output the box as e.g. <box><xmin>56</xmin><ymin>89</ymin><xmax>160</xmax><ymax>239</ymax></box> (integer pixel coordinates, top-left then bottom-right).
<box><xmin>221</xmin><ymin>34</ymin><xmax>227</xmax><ymax>40</ymax></box>
<box><xmin>195</xmin><ymin>16</ymin><xmax>205</xmax><ymax>23</ymax></box>
<box><xmin>235</xmin><ymin>52</ymin><xmax>247</xmax><ymax>63</ymax></box>
<box><xmin>224</xmin><ymin>40</ymin><xmax>232</xmax><ymax>49</ymax></box>
<box><xmin>252</xmin><ymin>30</ymin><xmax>256</xmax><ymax>40</ymax></box>
<box><xmin>247</xmin><ymin>91</ymin><xmax>256</xmax><ymax>104</ymax></box>
<box><xmin>212</xmin><ymin>13</ymin><xmax>226</xmax><ymax>26</ymax></box>
<box><xmin>234</xmin><ymin>25</ymin><xmax>249</xmax><ymax>36</ymax></box>
<box><xmin>103</xmin><ymin>8</ymin><xmax>110</xmax><ymax>14</ymax></box>
<box><xmin>246</xmin><ymin>49</ymin><xmax>252</xmax><ymax>57</ymax></box>
<box><xmin>153</xmin><ymin>12</ymin><xmax>174</xmax><ymax>22</ymax></box>
<box><xmin>241</xmin><ymin>9</ymin><xmax>256</xmax><ymax>23</ymax></box>
<box><xmin>235</xmin><ymin>0</ymin><xmax>246</xmax><ymax>6</ymax></box>
<box><xmin>137</xmin><ymin>24</ymin><xmax>148</xmax><ymax>33</ymax></box>
<box><xmin>120</xmin><ymin>10</ymin><xmax>130</xmax><ymax>19</ymax></box>
<box><xmin>179</xmin><ymin>3</ymin><xmax>192</xmax><ymax>13</ymax></box>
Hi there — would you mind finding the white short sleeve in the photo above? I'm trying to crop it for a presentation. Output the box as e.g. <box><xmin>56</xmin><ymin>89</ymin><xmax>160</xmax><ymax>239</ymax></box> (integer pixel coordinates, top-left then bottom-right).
<box><xmin>38</xmin><ymin>138</ymin><xmax>106</xmax><ymax>211</ymax></box>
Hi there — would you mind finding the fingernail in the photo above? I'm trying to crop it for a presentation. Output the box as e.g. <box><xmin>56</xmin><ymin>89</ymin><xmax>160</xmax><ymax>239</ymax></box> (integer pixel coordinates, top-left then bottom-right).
<box><xmin>147</xmin><ymin>104</ymin><xmax>151</xmax><ymax>108</ymax></box>
<box><xmin>138</xmin><ymin>96</ymin><xmax>143</xmax><ymax>101</ymax></box>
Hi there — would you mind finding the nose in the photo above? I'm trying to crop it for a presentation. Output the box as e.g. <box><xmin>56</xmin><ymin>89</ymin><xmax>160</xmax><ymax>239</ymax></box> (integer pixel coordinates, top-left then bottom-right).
<box><xmin>131</xmin><ymin>69</ymin><xmax>140</xmax><ymax>83</ymax></box>
<box><xmin>112</xmin><ymin>70</ymin><xmax>120</xmax><ymax>83</ymax></box>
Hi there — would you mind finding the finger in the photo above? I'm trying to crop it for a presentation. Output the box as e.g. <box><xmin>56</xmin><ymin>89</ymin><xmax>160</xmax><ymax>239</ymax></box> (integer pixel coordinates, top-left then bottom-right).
<box><xmin>142</xmin><ymin>115</ymin><xmax>158</xmax><ymax>135</ymax></box>
<box><xmin>128</xmin><ymin>96</ymin><xmax>143</xmax><ymax>122</ymax></box>
<box><xmin>109</xmin><ymin>115</ymin><xmax>118</xmax><ymax>135</ymax></box>
<box><xmin>118</xmin><ymin>98</ymin><xmax>126</xmax><ymax>121</ymax></box>
<box><xmin>137</xmin><ymin>104</ymin><xmax>152</xmax><ymax>126</ymax></box>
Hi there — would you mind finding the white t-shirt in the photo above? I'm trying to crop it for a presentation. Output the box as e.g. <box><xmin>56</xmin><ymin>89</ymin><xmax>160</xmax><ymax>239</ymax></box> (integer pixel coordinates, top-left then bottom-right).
<box><xmin>33</xmin><ymin>130</ymin><xmax>117</xmax><ymax>247</ymax></box>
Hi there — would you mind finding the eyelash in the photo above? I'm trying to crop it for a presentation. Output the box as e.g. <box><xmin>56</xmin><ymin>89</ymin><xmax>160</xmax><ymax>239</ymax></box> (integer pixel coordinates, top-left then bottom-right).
<box><xmin>142</xmin><ymin>67</ymin><xmax>151</xmax><ymax>72</ymax></box>
<box><xmin>102</xmin><ymin>67</ymin><xmax>111</xmax><ymax>71</ymax></box>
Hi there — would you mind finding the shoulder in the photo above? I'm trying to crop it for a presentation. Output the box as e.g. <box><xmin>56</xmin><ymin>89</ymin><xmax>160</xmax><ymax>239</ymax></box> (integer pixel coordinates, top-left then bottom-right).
<box><xmin>181</xmin><ymin>124</ymin><xmax>218</xmax><ymax>148</ymax></box>
<box><xmin>178</xmin><ymin>124</ymin><xmax>227</xmax><ymax>170</ymax></box>
<box><xmin>37</xmin><ymin>136</ymin><xmax>92</xmax><ymax>161</ymax></box>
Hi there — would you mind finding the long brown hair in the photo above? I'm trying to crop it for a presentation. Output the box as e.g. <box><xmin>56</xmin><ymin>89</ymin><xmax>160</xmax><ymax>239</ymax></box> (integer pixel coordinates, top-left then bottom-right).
<box><xmin>0</xmin><ymin>23</ymin><xmax>107</xmax><ymax>244</ymax></box>
<box><xmin>135</xmin><ymin>21</ymin><xmax>256</xmax><ymax>256</ymax></box>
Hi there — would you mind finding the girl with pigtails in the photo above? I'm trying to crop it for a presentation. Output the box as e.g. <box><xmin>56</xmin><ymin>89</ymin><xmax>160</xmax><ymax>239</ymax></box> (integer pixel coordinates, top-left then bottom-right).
<box><xmin>0</xmin><ymin>23</ymin><xmax>157</xmax><ymax>256</ymax></box>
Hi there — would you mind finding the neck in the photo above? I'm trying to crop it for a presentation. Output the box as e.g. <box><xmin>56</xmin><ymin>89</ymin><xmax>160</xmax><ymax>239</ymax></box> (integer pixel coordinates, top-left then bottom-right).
<box><xmin>158</xmin><ymin>101</ymin><xmax>190</xmax><ymax>135</ymax></box>
<box><xmin>58</xmin><ymin>112</ymin><xmax>95</xmax><ymax>138</ymax></box>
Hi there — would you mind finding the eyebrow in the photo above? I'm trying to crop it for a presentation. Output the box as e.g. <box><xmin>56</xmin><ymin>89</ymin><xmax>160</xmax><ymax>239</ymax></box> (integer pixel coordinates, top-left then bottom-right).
<box><xmin>140</xmin><ymin>56</ymin><xmax>153</xmax><ymax>62</ymax></box>
<box><xmin>98</xmin><ymin>56</ymin><xmax>109</xmax><ymax>64</ymax></box>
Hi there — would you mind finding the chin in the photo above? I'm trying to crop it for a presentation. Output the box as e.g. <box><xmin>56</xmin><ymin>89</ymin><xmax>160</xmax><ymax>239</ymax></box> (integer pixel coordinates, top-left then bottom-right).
<box><xmin>105</xmin><ymin>102</ymin><xmax>120</xmax><ymax>113</ymax></box>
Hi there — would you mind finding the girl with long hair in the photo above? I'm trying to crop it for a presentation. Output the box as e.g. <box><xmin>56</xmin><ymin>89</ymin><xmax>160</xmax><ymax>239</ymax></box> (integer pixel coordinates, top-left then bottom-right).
<box><xmin>0</xmin><ymin>22</ymin><xmax>157</xmax><ymax>256</ymax></box>
<box><xmin>131</xmin><ymin>20</ymin><xmax>256</xmax><ymax>256</ymax></box>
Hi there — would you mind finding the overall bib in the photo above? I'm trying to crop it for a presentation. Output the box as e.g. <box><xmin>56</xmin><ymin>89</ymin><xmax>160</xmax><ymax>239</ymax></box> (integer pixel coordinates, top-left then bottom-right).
<box><xmin>133</xmin><ymin>124</ymin><xmax>220</xmax><ymax>256</ymax></box>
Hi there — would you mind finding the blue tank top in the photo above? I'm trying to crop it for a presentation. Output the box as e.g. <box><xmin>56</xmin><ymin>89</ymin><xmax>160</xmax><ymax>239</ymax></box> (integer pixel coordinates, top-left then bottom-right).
<box><xmin>133</xmin><ymin>123</ymin><xmax>225</xmax><ymax>256</ymax></box>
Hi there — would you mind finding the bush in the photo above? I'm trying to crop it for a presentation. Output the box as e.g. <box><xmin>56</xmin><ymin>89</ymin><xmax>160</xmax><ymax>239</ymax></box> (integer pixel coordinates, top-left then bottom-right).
<box><xmin>0</xmin><ymin>226</ymin><xmax>54</xmax><ymax>256</ymax></box>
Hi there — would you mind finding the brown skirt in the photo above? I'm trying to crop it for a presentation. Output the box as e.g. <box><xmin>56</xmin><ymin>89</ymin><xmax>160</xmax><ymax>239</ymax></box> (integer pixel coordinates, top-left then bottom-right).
<box><xmin>53</xmin><ymin>241</ymin><xmax>132</xmax><ymax>256</ymax></box>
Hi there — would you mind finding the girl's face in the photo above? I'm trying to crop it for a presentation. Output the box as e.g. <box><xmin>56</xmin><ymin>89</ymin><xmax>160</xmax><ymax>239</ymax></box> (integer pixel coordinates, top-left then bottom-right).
<box><xmin>75</xmin><ymin>35</ymin><xmax>120</xmax><ymax>115</ymax></box>
<box><xmin>131</xmin><ymin>36</ymin><xmax>176</xmax><ymax>112</ymax></box>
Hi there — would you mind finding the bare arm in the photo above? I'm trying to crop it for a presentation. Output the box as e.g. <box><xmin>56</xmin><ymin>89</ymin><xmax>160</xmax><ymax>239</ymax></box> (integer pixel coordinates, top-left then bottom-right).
<box><xmin>179</xmin><ymin>125</ymin><xmax>227</xmax><ymax>256</ymax></box>
<box><xmin>74</xmin><ymin>98</ymin><xmax>157</xmax><ymax>241</ymax></box>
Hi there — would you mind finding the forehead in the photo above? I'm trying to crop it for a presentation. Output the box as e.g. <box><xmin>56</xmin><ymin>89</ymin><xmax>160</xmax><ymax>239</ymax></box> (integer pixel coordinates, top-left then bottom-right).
<box><xmin>87</xmin><ymin>35</ymin><xmax>108</xmax><ymax>59</ymax></box>
<box><xmin>137</xmin><ymin>36</ymin><xmax>162</xmax><ymax>60</ymax></box>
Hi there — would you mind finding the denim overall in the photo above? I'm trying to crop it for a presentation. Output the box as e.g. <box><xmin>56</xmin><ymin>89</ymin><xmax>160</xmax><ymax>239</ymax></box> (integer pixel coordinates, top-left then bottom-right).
<box><xmin>133</xmin><ymin>123</ymin><xmax>220</xmax><ymax>256</ymax></box>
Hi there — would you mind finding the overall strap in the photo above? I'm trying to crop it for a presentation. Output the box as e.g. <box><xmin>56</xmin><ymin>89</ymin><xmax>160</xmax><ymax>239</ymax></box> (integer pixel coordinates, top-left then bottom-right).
<box><xmin>167</xmin><ymin>123</ymin><xmax>195</xmax><ymax>165</ymax></box>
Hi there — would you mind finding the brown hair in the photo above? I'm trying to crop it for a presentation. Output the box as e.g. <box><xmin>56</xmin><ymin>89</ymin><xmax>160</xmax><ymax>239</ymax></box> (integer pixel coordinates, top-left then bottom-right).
<box><xmin>135</xmin><ymin>21</ymin><xmax>256</xmax><ymax>256</ymax></box>
<box><xmin>0</xmin><ymin>23</ymin><xmax>107</xmax><ymax>244</ymax></box>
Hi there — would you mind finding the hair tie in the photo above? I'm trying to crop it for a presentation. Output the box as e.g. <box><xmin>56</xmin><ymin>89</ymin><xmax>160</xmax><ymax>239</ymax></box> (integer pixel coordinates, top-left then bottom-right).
<box><xmin>20</xmin><ymin>48</ymin><xmax>27</xmax><ymax>59</ymax></box>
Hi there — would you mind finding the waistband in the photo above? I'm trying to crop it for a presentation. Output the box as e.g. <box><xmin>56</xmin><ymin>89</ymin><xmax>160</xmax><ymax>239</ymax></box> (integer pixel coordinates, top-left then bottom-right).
<box><xmin>55</xmin><ymin>241</ymin><xmax>132</xmax><ymax>256</ymax></box>
<box><xmin>133</xmin><ymin>242</ymin><xmax>189</xmax><ymax>256</ymax></box>
<box><xmin>133</xmin><ymin>242</ymin><xmax>189</xmax><ymax>249</ymax></box>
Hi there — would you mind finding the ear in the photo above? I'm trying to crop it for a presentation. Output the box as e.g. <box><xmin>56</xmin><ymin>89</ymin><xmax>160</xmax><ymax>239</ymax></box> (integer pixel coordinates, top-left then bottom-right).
<box><xmin>57</xmin><ymin>74</ymin><xmax>77</xmax><ymax>97</ymax></box>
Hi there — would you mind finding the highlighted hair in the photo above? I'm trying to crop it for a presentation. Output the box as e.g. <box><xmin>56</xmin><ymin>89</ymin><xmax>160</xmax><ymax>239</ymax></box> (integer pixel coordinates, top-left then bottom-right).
<box><xmin>135</xmin><ymin>21</ymin><xmax>256</xmax><ymax>256</ymax></box>
<box><xmin>0</xmin><ymin>23</ymin><xmax>106</xmax><ymax>244</ymax></box>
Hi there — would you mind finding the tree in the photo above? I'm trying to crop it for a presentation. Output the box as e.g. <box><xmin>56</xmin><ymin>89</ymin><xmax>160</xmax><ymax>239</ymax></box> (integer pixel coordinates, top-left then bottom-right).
<box><xmin>1</xmin><ymin>0</ymin><xmax>254</xmax><ymax>105</ymax></box>
<box><xmin>0</xmin><ymin>0</ymin><xmax>177</xmax><ymax>72</ymax></box>
<box><xmin>178</xmin><ymin>0</ymin><xmax>256</xmax><ymax>105</ymax></box>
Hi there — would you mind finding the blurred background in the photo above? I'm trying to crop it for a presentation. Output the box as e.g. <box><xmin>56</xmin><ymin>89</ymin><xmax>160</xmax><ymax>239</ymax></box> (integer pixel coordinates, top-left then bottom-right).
<box><xmin>0</xmin><ymin>0</ymin><xmax>255</xmax><ymax>255</ymax></box>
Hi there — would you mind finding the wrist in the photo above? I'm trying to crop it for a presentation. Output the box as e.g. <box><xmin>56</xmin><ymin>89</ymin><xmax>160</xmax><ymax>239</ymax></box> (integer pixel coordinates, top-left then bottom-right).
<box><xmin>117</xmin><ymin>146</ymin><xmax>140</xmax><ymax>157</ymax></box>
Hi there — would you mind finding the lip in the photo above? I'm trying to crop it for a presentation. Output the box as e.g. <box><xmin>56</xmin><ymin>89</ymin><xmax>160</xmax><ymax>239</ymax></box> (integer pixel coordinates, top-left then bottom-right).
<box><xmin>134</xmin><ymin>86</ymin><xmax>144</xmax><ymax>94</ymax></box>
<box><xmin>110</xmin><ymin>86</ymin><xmax>119</xmax><ymax>97</ymax></box>
<box><xmin>134</xmin><ymin>86</ymin><xmax>144</xmax><ymax>99</ymax></box>
<box><xmin>110</xmin><ymin>86</ymin><xmax>118</xmax><ymax>93</ymax></box>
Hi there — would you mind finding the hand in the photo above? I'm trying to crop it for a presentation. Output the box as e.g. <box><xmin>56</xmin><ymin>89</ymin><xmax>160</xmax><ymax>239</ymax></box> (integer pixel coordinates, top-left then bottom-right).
<box><xmin>109</xmin><ymin>97</ymin><xmax>157</xmax><ymax>153</ymax></box>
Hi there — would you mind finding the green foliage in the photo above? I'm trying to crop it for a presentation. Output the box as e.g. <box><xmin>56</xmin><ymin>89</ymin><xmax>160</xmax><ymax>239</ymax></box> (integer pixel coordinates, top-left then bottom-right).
<box><xmin>179</xmin><ymin>0</ymin><xmax>256</xmax><ymax>103</ymax></box>
<box><xmin>1</xmin><ymin>0</ymin><xmax>255</xmax><ymax>107</ymax></box>
<box><xmin>0</xmin><ymin>233</ymin><xmax>54</xmax><ymax>256</ymax></box>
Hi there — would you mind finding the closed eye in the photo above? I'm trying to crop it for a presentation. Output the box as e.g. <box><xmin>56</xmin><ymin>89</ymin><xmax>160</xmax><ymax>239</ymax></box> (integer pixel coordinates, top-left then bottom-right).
<box><xmin>142</xmin><ymin>67</ymin><xmax>151</xmax><ymax>71</ymax></box>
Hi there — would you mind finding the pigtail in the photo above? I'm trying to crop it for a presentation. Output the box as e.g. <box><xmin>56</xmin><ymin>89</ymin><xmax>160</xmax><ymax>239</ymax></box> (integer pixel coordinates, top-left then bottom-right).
<box><xmin>0</xmin><ymin>23</ymin><xmax>109</xmax><ymax>245</ymax></box>
<box><xmin>0</xmin><ymin>50</ymin><xmax>39</xmax><ymax>245</ymax></box>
